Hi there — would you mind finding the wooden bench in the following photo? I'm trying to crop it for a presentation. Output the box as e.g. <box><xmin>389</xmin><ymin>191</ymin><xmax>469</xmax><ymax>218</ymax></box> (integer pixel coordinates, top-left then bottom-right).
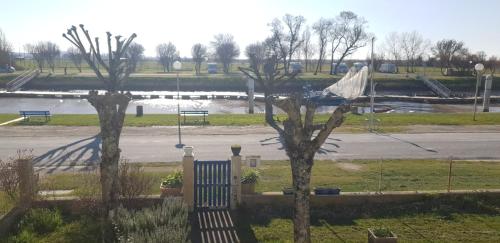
<box><xmin>19</xmin><ymin>110</ymin><xmax>51</xmax><ymax>122</ymax></box>
<box><xmin>180</xmin><ymin>110</ymin><xmax>208</xmax><ymax>125</ymax></box>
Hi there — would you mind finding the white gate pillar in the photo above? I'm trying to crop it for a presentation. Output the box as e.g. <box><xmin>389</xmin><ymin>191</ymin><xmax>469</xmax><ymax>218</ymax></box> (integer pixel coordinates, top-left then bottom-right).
<box><xmin>182</xmin><ymin>146</ymin><xmax>194</xmax><ymax>210</ymax></box>
<box><xmin>230</xmin><ymin>155</ymin><xmax>242</xmax><ymax>210</ymax></box>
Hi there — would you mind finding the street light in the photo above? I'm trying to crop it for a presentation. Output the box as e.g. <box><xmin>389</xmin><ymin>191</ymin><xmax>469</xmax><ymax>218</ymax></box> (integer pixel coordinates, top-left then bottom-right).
<box><xmin>473</xmin><ymin>63</ymin><xmax>484</xmax><ymax>121</ymax></box>
<box><xmin>173</xmin><ymin>61</ymin><xmax>183</xmax><ymax>148</ymax></box>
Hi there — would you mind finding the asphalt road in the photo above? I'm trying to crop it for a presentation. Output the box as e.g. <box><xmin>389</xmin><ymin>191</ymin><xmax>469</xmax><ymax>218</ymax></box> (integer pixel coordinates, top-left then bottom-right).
<box><xmin>0</xmin><ymin>126</ymin><xmax>499</xmax><ymax>169</ymax></box>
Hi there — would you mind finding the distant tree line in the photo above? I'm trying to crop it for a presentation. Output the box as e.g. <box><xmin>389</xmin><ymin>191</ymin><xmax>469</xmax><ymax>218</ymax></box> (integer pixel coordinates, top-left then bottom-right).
<box><xmin>1</xmin><ymin>11</ymin><xmax>500</xmax><ymax>77</ymax></box>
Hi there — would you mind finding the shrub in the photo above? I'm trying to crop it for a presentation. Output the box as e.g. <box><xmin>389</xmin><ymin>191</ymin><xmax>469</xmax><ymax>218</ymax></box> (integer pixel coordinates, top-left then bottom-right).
<box><xmin>161</xmin><ymin>171</ymin><xmax>183</xmax><ymax>188</ymax></box>
<box><xmin>241</xmin><ymin>169</ymin><xmax>260</xmax><ymax>184</ymax></box>
<box><xmin>372</xmin><ymin>227</ymin><xmax>393</xmax><ymax>238</ymax></box>
<box><xmin>0</xmin><ymin>159</ymin><xmax>20</xmax><ymax>200</ymax></box>
<box><xmin>110</xmin><ymin>198</ymin><xmax>190</xmax><ymax>243</ymax></box>
<box><xmin>118</xmin><ymin>160</ymin><xmax>155</xmax><ymax>199</ymax></box>
<box><xmin>72</xmin><ymin>170</ymin><xmax>103</xmax><ymax>217</ymax></box>
<box><xmin>18</xmin><ymin>208</ymin><xmax>63</xmax><ymax>235</ymax></box>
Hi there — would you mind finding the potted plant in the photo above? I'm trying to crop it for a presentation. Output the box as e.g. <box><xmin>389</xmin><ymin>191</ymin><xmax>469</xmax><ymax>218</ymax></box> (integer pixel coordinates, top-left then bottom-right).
<box><xmin>231</xmin><ymin>144</ymin><xmax>241</xmax><ymax>156</ymax></box>
<box><xmin>368</xmin><ymin>227</ymin><xmax>397</xmax><ymax>243</ymax></box>
<box><xmin>241</xmin><ymin>169</ymin><xmax>259</xmax><ymax>194</ymax></box>
<box><xmin>160</xmin><ymin>171</ymin><xmax>183</xmax><ymax>197</ymax></box>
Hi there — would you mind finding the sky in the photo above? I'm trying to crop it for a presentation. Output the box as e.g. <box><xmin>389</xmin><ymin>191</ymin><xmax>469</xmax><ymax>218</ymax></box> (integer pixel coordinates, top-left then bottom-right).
<box><xmin>1</xmin><ymin>0</ymin><xmax>500</xmax><ymax>59</ymax></box>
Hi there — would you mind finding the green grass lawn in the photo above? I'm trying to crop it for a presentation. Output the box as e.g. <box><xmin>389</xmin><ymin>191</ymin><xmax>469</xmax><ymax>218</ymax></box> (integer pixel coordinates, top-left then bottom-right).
<box><xmin>36</xmin><ymin>159</ymin><xmax>500</xmax><ymax>196</ymax></box>
<box><xmin>253</xmin><ymin>160</ymin><xmax>500</xmax><ymax>193</ymax></box>
<box><xmin>0</xmin><ymin>191</ymin><xmax>16</xmax><ymax>216</ymax></box>
<box><xmin>240</xmin><ymin>210</ymin><xmax>500</xmax><ymax>242</ymax></box>
<box><xmin>2</xmin><ymin>112</ymin><xmax>500</xmax><ymax>129</ymax></box>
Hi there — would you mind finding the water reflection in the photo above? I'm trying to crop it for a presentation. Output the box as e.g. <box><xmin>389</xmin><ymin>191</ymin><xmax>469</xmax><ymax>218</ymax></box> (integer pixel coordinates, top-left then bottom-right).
<box><xmin>0</xmin><ymin>97</ymin><xmax>498</xmax><ymax>114</ymax></box>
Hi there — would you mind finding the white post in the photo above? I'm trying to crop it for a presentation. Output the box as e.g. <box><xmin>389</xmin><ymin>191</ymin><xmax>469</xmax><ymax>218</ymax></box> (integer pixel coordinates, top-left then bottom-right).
<box><xmin>230</xmin><ymin>155</ymin><xmax>242</xmax><ymax>210</ymax></box>
<box><xmin>483</xmin><ymin>75</ymin><xmax>493</xmax><ymax>112</ymax></box>
<box><xmin>248</xmin><ymin>78</ymin><xmax>255</xmax><ymax>114</ymax></box>
<box><xmin>182</xmin><ymin>146</ymin><xmax>194</xmax><ymax>210</ymax></box>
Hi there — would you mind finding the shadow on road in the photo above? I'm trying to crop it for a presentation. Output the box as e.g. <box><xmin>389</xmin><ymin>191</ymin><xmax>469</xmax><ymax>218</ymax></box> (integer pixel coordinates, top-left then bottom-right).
<box><xmin>375</xmin><ymin>133</ymin><xmax>438</xmax><ymax>153</ymax></box>
<box><xmin>33</xmin><ymin>135</ymin><xmax>101</xmax><ymax>173</ymax></box>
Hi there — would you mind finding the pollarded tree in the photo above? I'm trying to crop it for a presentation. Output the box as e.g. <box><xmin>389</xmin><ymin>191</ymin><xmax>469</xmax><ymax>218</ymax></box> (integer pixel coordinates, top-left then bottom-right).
<box><xmin>191</xmin><ymin>43</ymin><xmax>207</xmax><ymax>75</ymax></box>
<box><xmin>63</xmin><ymin>24</ymin><xmax>136</xmax><ymax>211</ymax></box>
<box><xmin>240</xmin><ymin>40</ymin><xmax>350</xmax><ymax>243</ymax></box>
<box><xmin>212</xmin><ymin>33</ymin><xmax>240</xmax><ymax>74</ymax></box>
<box><xmin>66</xmin><ymin>47</ymin><xmax>83</xmax><ymax>72</ymax></box>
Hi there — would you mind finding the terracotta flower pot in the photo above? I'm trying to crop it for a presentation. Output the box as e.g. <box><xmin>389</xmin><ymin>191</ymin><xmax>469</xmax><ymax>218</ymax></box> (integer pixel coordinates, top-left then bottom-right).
<box><xmin>241</xmin><ymin>183</ymin><xmax>255</xmax><ymax>194</ymax></box>
<box><xmin>160</xmin><ymin>186</ymin><xmax>182</xmax><ymax>197</ymax></box>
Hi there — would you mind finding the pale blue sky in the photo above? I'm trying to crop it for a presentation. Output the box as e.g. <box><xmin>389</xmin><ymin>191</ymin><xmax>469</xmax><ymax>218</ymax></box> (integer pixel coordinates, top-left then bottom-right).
<box><xmin>1</xmin><ymin>0</ymin><xmax>499</xmax><ymax>58</ymax></box>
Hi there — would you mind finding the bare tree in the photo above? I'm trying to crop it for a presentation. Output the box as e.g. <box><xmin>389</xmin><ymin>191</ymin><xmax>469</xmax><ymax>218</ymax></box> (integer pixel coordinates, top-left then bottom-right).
<box><xmin>332</xmin><ymin>11</ymin><xmax>370</xmax><ymax>74</ymax></box>
<box><xmin>383</xmin><ymin>32</ymin><xmax>402</xmax><ymax>71</ymax></box>
<box><xmin>24</xmin><ymin>41</ymin><xmax>60</xmax><ymax>72</ymax></box>
<box><xmin>485</xmin><ymin>55</ymin><xmax>498</xmax><ymax>75</ymax></box>
<box><xmin>126</xmin><ymin>43</ymin><xmax>144</xmax><ymax>73</ymax></box>
<box><xmin>269</xmin><ymin>14</ymin><xmax>306</xmax><ymax>75</ymax></box>
<box><xmin>63</xmin><ymin>24</ymin><xmax>136</xmax><ymax>211</ymax></box>
<box><xmin>312</xmin><ymin>18</ymin><xmax>331</xmax><ymax>75</ymax></box>
<box><xmin>432</xmin><ymin>39</ymin><xmax>465</xmax><ymax>75</ymax></box>
<box><xmin>400</xmin><ymin>31</ymin><xmax>429</xmax><ymax>73</ymax></box>
<box><xmin>66</xmin><ymin>47</ymin><xmax>83</xmax><ymax>72</ymax></box>
<box><xmin>245</xmin><ymin>42</ymin><xmax>266</xmax><ymax>73</ymax></box>
<box><xmin>240</xmin><ymin>42</ymin><xmax>350</xmax><ymax>242</ymax></box>
<box><xmin>24</xmin><ymin>42</ymin><xmax>46</xmax><ymax>72</ymax></box>
<box><xmin>45</xmin><ymin>42</ymin><xmax>60</xmax><ymax>72</ymax></box>
<box><xmin>0</xmin><ymin>28</ymin><xmax>12</xmax><ymax>66</ymax></box>
<box><xmin>328</xmin><ymin>20</ymin><xmax>344</xmax><ymax>75</ymax></box>
<box><xmin>156</xmin><ymin>42</ymin><xmax>178</xmax><ymax>73</ymax></box>
<box><xmin>212</xmin><ymin>34</ymin><xmax>240</xmax><ymax>74</ymax></box>
<box><xmin>191</xmin><ymin>43</ymin><xmax>207</xmax><ymax>75</ymax></box>
<box><xmin>301</xmin><ymin>26</ymin><xmax>315</xmax><ymax>72</ymax></box>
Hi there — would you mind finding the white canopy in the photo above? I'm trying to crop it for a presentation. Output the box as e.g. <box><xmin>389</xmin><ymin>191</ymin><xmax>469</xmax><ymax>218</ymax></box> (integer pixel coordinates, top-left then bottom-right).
<box><xmin>321</xmin><ymin>66</ymin><xmax>369</xmax><ymax>100</ymax></box>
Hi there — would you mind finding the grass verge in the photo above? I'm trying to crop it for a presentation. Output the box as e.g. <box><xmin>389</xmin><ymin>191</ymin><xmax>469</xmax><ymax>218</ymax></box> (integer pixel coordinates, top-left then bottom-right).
<box><xmin>2</xmin><ymin>112</ymin><xmax>500</xmax><ymax>129</ymax></box>
<box><xmin>36</xmin><ymin>159</ymin><xmax>500</xmax><ymax>195</ymax></box>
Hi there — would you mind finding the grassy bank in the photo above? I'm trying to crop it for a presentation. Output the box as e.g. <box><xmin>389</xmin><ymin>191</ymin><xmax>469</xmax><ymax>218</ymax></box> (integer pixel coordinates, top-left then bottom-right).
<box><xmin>15</xmin><ymin>68</ymin><xmax>500</xmax><ymax>92</ymax></box>
<box><xmin>3</xmin><ymin>112</ymin><xmax>500</xmax><ymax>129</ymax></box>
<box><xmin>253</xmin><ymin>160</ymin><xmax>500</xmax><ymax>192</ymax></box>
<box><xmin>36</xmin><ymin>159</ymin><xmax>500</xmax><ymax>195</ymax></box>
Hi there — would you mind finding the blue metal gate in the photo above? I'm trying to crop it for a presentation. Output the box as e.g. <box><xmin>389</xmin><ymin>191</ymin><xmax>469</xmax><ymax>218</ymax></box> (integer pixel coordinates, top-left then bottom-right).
<box><xmin>194</xmin><ymin>160</ymin><xmax>231</xmax><ymax>209</ymax></box>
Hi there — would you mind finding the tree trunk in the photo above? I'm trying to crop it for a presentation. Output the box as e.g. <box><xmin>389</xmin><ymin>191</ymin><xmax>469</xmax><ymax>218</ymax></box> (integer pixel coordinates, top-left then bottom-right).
<box><xmin>87</xmin><ymin>91</ymin><xmax>131</xmax><ymax>211</ymax></box>
<box><xmin>290</xmin><ymin>153</ymin><xmax>313</xmax><ymax>243</ymax></box>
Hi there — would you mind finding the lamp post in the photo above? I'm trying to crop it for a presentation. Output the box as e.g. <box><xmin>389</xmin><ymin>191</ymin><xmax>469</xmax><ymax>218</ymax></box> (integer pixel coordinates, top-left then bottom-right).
<box><xmin>173</xmin><ymin>61</ymin><xmax>183</xmax><ymax>148</ymax></box>
<box><xmin>369</xmin><ymin>37</ymin><xmax>375</xmax><ymax>132</ymax></box>
<box><xmin>473</xmin><ymin>63</ymin><xmax>484</xmax><ymax>121</ymax></box>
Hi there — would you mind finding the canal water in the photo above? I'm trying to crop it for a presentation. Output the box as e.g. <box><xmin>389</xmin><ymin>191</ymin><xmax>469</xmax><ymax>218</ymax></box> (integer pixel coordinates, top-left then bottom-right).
<box><xmin>1</xmin><ymin>96</ymin><xmax>498</xmax><ymax>114</ymax></box>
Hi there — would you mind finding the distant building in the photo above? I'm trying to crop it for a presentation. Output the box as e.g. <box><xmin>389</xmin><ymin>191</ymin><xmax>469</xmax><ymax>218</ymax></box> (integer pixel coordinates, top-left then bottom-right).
<box><xmin>207</xmin><ymin>63</ymin><xmax>217</xmax><ymax>74</ymax></box>
<box><xmin>290</xmin><ymin>62</ymin><xmax>303</xmax><ymax>73</ymax></box>
<box><xmin>379</xmin><ymin>63</ymin><xmax>398</xmax><ymax>73</ymax></box>
<box><xmin>332</xmin><ymin>62</ymin><xmax>349</xmax><ymax>73</ymax></box>
<box><xmin>353</xmin><ymin>62</ymin><xmax>367</xmax><ymax>72</ymax></box>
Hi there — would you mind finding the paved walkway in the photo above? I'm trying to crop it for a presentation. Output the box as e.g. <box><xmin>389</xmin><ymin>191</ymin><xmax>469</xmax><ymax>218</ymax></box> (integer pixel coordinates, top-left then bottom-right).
<box><xmin>0</xmin><ymin>126</ymin><xmax>499</xmax><ymax>171</ymax></box>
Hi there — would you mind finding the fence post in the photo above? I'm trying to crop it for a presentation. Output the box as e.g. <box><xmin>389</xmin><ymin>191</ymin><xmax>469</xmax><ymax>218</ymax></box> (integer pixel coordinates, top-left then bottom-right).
<box><xmin>182</xmin><ymin>146</ymin><xmax>194</xmax><ymax>210</ymax></box>
<box><xmin>17</xmin><ymin>158</ymin><xmax>36</xmax><ymax>208</ymax></box>
<box><xmin>447</xmin><ymin>157</ymin><xmax>453</xmax><ymax>193</ymax></box>
<box><xmin>230</xmin><ymin>155</ymin><xmax>242</xmax><ymax>210</ymax></box>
